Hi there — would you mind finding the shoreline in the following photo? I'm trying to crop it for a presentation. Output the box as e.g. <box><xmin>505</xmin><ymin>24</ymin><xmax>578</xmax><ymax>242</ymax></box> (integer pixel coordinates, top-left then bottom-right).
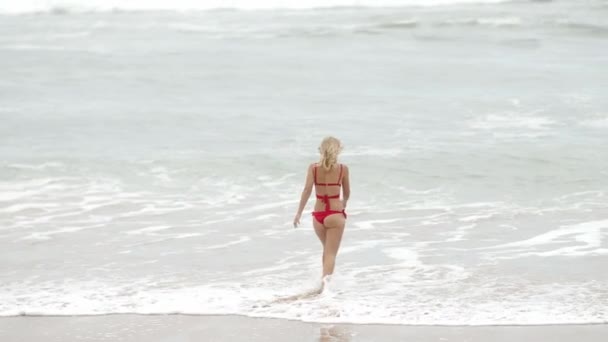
<box><xmin>1</xmin><ymin>314</ymin><xmax>607</xmax><ymax>342</ymax></box>
<box><xmin>4</xmin><ymin>312</ymin><xmax>608</xmax><ymax>327</ymax></box>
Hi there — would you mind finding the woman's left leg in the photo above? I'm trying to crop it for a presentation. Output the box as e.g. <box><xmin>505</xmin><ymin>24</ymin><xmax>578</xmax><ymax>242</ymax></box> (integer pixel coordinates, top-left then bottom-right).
<box><xmin>313</xmin><ymin>217</ymin><xmax>327</xmax><ymax>267</ymax></box>
<box><xmin>321</xmin><ymin>214</ymin><xmax>346</xmax><ymax>277</ymax></box>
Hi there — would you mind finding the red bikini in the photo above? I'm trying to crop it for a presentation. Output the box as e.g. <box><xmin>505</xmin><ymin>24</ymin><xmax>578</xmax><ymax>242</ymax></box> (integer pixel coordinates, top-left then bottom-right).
<box><xmin>312</xmin><ymin>164</ymin><xmax>347</xmax><ymax>224</ymax></box>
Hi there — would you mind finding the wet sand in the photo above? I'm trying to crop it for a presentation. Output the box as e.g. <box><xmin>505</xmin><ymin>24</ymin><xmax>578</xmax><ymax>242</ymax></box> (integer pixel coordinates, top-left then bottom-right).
<box><xmin>0</xmin><ymin>314</ymin><xmax>606</xmax><ymax>342</ymax></box>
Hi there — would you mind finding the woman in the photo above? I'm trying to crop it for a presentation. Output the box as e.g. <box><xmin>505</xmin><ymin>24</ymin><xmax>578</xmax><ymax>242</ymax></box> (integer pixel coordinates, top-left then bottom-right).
<box><xmin>293</xmin><ymin>136</ymin><xmax>350</xmax><ymax>279</ymax></box>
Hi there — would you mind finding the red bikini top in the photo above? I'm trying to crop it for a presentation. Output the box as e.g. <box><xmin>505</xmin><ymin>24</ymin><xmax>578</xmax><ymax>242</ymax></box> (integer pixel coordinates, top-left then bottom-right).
<box><xmin>313</xmin><ymin>164</ymin><xmax>343</xmax><ymax>209</ymax></box>
<box><xmin>313</xmin><ymin>163</ymin><xmax>343</xmax><ymax>187</ymax></box>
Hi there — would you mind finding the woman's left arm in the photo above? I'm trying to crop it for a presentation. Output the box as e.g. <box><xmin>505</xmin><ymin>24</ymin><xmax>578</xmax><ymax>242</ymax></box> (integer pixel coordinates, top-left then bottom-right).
<box><xmin>341</xmin><ymin>165</ymin><xmax>350</xmax><ymax>209</ymax></box>
<box><xmin>293</xmin><ymin>164</ymin><xmax>314</xmax><ymax>227</ymax></box>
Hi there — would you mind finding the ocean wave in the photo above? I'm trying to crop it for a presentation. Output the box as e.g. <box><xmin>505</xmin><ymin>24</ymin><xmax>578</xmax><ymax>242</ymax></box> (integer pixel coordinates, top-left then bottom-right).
<box><xmin>373</xmin><ymin>19</ymin><xmax>419</xmax><ymax>29</ymax></box>
<box><xmin>480</xmin><ymin>219</ymin><xmax>608</xmax><ymax>255</ymax></box>
<box><xmin>437</xmin><ymin>16</ymin><xmax>523</xmax><ymax>27</ymax></box>
<box><xmin>468</xmin><ymin>112</ymin><xmax>556</xmax><ymax>131</ymax></box>
<box><xmin>499</xmin><ymin>38</ymin><xmax>541</xmax><ymax>49</ymax></box>
<box><xmin>0</xmin><ymin>0</ymin><xmax>512</xmax><ymax>15</ymax></box>
<box><xmin>8</xmin><ymin>162</ymin><xmax>65</xmax><ymax>170</ymax></box>
<box><xmin>556</xmin><ymin>20</ymin><xmax>608</xmax><ymax>36</ymax></box>
<box><xmin>1</xmin><ymin>277</ymin><xmax>606</xmax><ymax>325</ymax></box>
<box><xmin>579</xmin><ymin>117</ymin><xmax>608</xmax><ymax>128</ymax></box>
<box><xmin>342</xmin><ymin>147</ymin><xmax>403</xmax><ymax>157</ymax></box>
<box><xmin>0</xmin><ymin>43</ymin><xmax>108</xmax><ymax>54</ymax></box>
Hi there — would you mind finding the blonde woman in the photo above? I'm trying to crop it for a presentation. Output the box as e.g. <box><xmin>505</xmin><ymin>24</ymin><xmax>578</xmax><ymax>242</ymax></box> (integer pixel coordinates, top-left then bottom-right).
<box><xmin>293</xmin><ymin>137</ymin><xmax>350</xmax><ymax>278</ymax></box>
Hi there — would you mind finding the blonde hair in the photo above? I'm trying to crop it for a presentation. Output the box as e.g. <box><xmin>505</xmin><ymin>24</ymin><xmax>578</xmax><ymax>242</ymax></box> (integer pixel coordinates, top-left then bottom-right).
<box><xmin>318</xmin><ymin>136</ymin><xmax>343</xmax><ymax>171</ymax></box>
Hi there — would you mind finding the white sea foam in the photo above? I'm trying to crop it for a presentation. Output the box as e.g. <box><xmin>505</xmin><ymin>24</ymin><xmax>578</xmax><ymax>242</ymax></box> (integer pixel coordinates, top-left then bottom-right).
<box><xmin>2</xmin><ymin>273</ymin><xmax>605</xmax><ymax>325</ymax></box>
<box><xmin>469</xmin><ymin>112</ymin><xmax>556</xmax><ymax>131</ymax></box>
<box><xmin>236</xmin><ymin>200</ymin><xmax>297</xmax><ymax>215</ymax></box>
<box><xmin>8</xmin><ymin>162</ymin><xmax>64</xmax><ymax>170</ymax></box>
<box><xmin>553</xmin><ymin>191</ymin><xmax>605</xmax><ymax>203</ymax></box>
<box><xmin>252</xmin><ymin>213</ymin><xmax>280</xmax><ymax>221</ymax></box>
<box><xmin>19</xmin><ymin>224</ymin><xmax>105</xmax><ymax>241</ymax></box>
<box><xmin>124</xmin><ymin>225</ymin><xmax>172</xmax><ymax>235</ymax></box>
<box><xmin>0</xmin><ymin>191</ymin><xmax>37</xmax><ymax>202</ymax></box>
<box><xmin>342</xmin><ymin>147</ymin><xmax>403</xmax><ymax>157</ymax></box>
<box><xmin>204</xmin><ymin>236</ymin><xmax>252</xmax><ymax>250</ymax></box>
<box><xmin>0</xmin><ymin>202</ymin><xmax>60</xmax><ymax>213</ymax></box>
<box><xmin>440</xmin><ymin>16</ymin><xmax>522</xmax><ymax>27</ymax></box>
<box><xmin>444</xmin><ymin>224</ymin><xmax>476</xmax><ymax>241</ymax></box>
<box><xmin>148</xmin><ymin>166</ymin><xmax>173</xmax><ymax>182</ymax></box>
<box><xmin>168</xmin><ymin>23</ymin><xmax>211</xmax><ymax>33</ymax></box>
<box><xmin>480</xmin><ymin>219</ymin><xmax>608</xmax><ymax>257</ymax></box>
<box><xmin>339</xmin><ymin>239</ymin><xmax>397</xmax><ymax>254</ymax></box>
<box><xmin>173</xmin><ymin>233</ymin><xmax>203</xmax><ymax>239</ymax></box>
<box><xmin>351</xmin><ymin>219</ymin><xmax>402</xmax><ymax>230</ymax></box>
<box><xmin>458</xmin><ymin>213</ymin><xmax>495</xmax><ymax>222</ymax></box>
<box><xmin>383</xmin><ymin>247</ymin><xmax>420</xmax><ymax>265</ymax></box>
<box><xmin>0</xmin><ymin>43</ymin><xmax>109</xmax><ymax>54</ymax></box>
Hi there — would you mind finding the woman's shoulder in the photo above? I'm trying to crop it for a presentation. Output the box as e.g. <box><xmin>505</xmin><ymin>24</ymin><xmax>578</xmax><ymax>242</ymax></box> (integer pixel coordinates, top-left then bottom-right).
<box><xmin>308</xmin><ymin>162</ymin><xmax>347</xmax><ymax>170</ymax></box>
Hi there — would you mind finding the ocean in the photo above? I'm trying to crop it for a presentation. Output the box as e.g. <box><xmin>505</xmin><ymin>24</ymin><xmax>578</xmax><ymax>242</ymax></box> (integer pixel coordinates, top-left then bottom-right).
<box><xmin>0</xmin><ymin>0</ymin><xmax>607</xmax><ymax>326</ymax></box>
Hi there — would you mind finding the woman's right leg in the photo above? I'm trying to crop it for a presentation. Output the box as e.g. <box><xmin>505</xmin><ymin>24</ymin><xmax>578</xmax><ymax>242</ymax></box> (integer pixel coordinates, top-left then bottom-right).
<box><xmin>321</xmin><ymin>214</ymin><xmax>346</xmax><ymax>277</ymax></box>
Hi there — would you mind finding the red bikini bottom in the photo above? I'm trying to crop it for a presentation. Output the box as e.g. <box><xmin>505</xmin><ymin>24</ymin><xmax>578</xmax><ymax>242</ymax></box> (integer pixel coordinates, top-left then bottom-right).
<box><xmin>312</xmin><ymin>210</ymin><xmax>347</xmax><ymax>224</ymax></box>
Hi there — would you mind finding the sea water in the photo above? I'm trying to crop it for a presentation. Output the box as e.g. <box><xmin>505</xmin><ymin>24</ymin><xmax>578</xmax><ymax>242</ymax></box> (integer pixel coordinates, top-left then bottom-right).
<box><xmin>0</xmin><ymin>0</ymin><xmax>607</xmax><ymax>325</ymax></box>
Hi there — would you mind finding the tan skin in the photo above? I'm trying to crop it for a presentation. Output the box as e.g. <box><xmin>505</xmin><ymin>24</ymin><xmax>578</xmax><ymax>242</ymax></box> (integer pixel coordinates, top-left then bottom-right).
<box><xmin>293</xmin><ymin>162</ymin><xmax>350</xmax><ymax>277</ymax></box>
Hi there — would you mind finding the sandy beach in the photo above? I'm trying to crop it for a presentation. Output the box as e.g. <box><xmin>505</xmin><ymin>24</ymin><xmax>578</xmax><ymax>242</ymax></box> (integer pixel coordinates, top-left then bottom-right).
<box><xmin>1</xmin><ymin>315</ymin><xmax>606</xmax><ymax>342</ymax></box>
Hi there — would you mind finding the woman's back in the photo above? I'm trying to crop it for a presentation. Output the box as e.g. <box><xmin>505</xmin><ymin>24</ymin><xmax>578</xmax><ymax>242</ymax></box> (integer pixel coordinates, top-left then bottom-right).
<box><xmin>313</xmin><ymin>163</ymin><xmax>343</xmax><ymax>197</ymax></box>
<box><xmin>312</xmin><ymin>163</ymin><xmax>347</xmax><ymax>213</ymax></box>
